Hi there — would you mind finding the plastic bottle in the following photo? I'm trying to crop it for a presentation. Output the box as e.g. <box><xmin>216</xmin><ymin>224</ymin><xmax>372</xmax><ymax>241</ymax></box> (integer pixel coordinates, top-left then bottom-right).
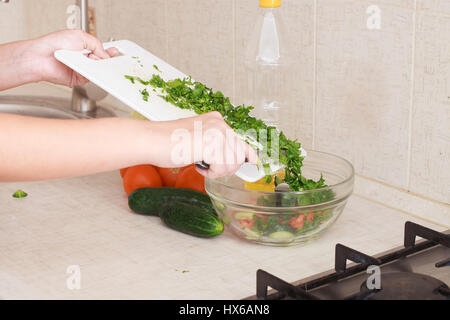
<box><xmin>244</xmin><ymin>0</ymin><xmax>291</xmax><ymax>129</ymax></box>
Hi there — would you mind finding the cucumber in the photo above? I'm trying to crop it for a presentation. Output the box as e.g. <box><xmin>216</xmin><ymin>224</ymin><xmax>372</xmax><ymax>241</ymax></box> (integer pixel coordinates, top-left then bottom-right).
<box><xmin>234</xmin><ymin>211</ymin><xmax>255</xmax><ymax>220</ymax></box>
<box><xmin>128</xmin><ymin>187</ymin><xmax>214</xmax><ymax>216</ymax></box>
<box><xmin>269</xmin><ymin>231</ymin><xmax>295</xmax><ymax>240</ymax></box>
<box><xmin>159</xmin><ymin>202</ymin><xmax>224</xmax><ymax>238</ymax></box>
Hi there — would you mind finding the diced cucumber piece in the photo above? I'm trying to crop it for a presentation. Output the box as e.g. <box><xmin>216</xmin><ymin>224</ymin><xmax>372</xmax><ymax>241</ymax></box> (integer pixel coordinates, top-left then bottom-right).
<box><xmin>213</xmin><ymin>200</ymin><xmax>226</xmax><ymax>212</ymax></box>
<box><xmin>243</xmin><ymin>227</ymin><xmax>260</xmax><ymax>239</ymax></box>
<box><xmin>222</xmin><ymin>214</ymin><xmax>231</xmax><ymax>225</ymax></box>
<box><xmin>269</xmin><ymin>231</ymin><xmax>295</xmax><ymax>240</ymax></box>
<box><xmin>234</xmin><ymin>211</ymin><xmax>255</xmax><ymax>220</ymax></box>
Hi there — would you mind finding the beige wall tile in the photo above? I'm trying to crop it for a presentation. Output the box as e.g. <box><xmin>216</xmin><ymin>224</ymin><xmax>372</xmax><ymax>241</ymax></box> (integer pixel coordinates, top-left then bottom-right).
<box><xmin>364</xmin><ymin>0</ymin><xmax>415</xmax><ymax>9</ymax></box>
<box><xmin>92</xmin><ymin>0</ymin><xmax>167</xmax><ymax>60</ymax></box>
<box><xmin>0</xmin><ymin>0</ymin><xmax>27</xmax><ymax>43</ymax></box>
<box><xmin>419</xmin><ymin>0</ymin><xmax>450</xmax><ymax>14</ymax></box>
<box><xmin>315</xmin><ymin>0</ymin><xmax>413</xmax><ymax>189</ymax></box>
<box><xmin>14</xmin><ymin>0</ymin><xmax>168</xmax><ymax>60</ymax></box>
<box><xmin>355</xmin><ymin>175</ymin><xmax>450</xmax><ymax>227</ymax></box>
<box><xmin>410</xmin><ymin>12</ymin><xmax>450</xmax><ymax>204</ymax></box>
<box><xmin>166</xmin><ymin>0</ymin><xmax>234</xmax><ymax>100</ymax></box>
<box><xmin>23</xmin><ymin>0</ymin><xmax>72</xmax><ymax>39</ymax></box>
<box><xmin>235</xmin><ymin>0</ymin><xmax>315</xmax><ymax>147</ymax></box>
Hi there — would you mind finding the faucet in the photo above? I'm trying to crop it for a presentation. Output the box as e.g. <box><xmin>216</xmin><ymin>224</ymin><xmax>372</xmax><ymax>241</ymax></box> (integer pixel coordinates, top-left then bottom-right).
<box><xmin>71</xmin><ymin>0</ymin><xmax>108</xmax><ymax>114</ymax></box>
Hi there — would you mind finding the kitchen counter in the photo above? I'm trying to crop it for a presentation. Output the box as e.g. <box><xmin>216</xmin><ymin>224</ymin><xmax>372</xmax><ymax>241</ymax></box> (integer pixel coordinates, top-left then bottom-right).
<box><xmin>0</xmin><ymin>83</ymin><xmax>448</xmax><ymax>299</ymax></box>
<box><xmin>0</xmin><ymin>171</ymin><xmax>446</xmax><ymax>299</ymax></box>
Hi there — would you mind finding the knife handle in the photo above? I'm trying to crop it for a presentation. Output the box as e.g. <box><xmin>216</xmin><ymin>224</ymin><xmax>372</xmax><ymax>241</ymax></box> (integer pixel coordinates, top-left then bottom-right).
<box><xmin>195</xmin><ymin>158</ymin><xmax>249</xmax><ymax>171</ymax></box>
<box><xmin>195</xmin><ymin>161</ymin><xmax>210</xmax><ymax>170</ymax></box>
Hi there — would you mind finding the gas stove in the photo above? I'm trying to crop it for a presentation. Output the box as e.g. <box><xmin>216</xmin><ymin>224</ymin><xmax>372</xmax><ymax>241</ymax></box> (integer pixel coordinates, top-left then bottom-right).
<box><xmin>246</xmin><ymin>222</ymin><xmax>450</xmax><ymax>300</ymax></box>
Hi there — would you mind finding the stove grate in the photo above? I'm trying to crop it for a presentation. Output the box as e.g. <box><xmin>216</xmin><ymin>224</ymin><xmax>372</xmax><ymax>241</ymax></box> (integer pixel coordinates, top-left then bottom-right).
<box><xmin>256</xmin><ymin>221</ymin><xmax>450</xmax><ymax>300</ymax></box>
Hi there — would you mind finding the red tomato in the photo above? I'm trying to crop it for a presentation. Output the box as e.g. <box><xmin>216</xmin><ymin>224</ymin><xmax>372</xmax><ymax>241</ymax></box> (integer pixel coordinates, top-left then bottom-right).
<box><xmin>288</xmin><ymin>214</ymin><xmax>305</xmax><ymax>229</ymax></box>
<box><xmin>120</xmin><ymin>167</ymin><xmax>129</xmax><ymax>178</ymax></box>
<box><xmin>123</xmin><ymin>165</ymin><xmax>162</xmax><ymax>195</ymax></box>
<box><xmin>157</xmin><ymin>167</ymin><xmax>184</xmax><ymax>187</ymax></box>
<box><xmin>175</xmin><ymin>164</ymin><xmax>206</xmax><ymax>193</ymax></box>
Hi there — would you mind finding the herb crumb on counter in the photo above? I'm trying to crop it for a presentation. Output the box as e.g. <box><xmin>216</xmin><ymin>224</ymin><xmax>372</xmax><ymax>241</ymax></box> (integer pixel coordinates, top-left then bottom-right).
<box><xmin>12</xmin><ymin>189</ymin><xmax>28</xmax><ymax>198</ymax></box>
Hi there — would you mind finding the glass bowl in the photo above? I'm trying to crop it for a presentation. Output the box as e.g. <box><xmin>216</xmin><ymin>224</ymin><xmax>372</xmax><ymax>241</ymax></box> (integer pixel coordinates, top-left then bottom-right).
<box><xmin>205</xmin><ymin>150</ymin><xmax>354</xmax><ymax>246</ymax></box>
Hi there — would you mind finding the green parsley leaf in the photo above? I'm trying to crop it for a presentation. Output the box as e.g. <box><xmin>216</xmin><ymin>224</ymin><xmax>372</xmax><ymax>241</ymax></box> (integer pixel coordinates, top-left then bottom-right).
<box><xmin>13</xmin><ymin>190</ymin><xmax>28</xmax><ymax>198</ymax></box>
<box><xmin>124</xmin><ymin>75</ymin><xmax>135</xmax><ymax>84</ymax></box>
<box><xmin>140</xmin><ymin>88</ymin><xmax>149</xmax><ymax>102</ymax></box>
<box><xmin>153</xmin><ymin>65</ymin><xmax>162</xmax><ymax>72</ymax></box>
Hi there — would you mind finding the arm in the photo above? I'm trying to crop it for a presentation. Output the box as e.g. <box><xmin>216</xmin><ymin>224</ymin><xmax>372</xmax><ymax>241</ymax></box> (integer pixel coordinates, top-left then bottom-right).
<box><xmin>0</xmin><ymin>29</ymin><xmax>117</xmax><ymax>90</ymax></box>
<box><xmin>0</xmin><ymin>39</ymin><xmax>40</xmax><ymax>91</ymax></box>
<box><xmin>0</xmin><ymin>115</ymin><xmax>152</xmax><ymax>181</ymax></box>
<box><xmin>0</xmin><ymin>113</ymin><xmax>257</xmax><ymax>182</ymax></box>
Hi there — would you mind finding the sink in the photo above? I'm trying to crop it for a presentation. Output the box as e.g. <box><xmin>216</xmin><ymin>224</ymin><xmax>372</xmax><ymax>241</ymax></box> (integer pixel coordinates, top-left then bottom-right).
<box><xmin>0</xmin><ymin>95</ymin><xmax>115</xmax><ymax>119</ymax></box>
<box><xmin>0</xmin><ymin>103</ymin><xmax>80</xmax><ymax>119</ymax></box>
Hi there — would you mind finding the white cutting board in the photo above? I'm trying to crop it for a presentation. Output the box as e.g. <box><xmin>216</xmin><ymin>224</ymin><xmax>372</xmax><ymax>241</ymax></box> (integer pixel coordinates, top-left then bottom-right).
<box><xmin>55</xmin><ymin>40</ymin><xmax>276</xmax><ymax>182</ymax></box>
<box><xmin>55</xmin><ymin>40</ymin><xmax>198</xmax><ymax>121</ymax></box>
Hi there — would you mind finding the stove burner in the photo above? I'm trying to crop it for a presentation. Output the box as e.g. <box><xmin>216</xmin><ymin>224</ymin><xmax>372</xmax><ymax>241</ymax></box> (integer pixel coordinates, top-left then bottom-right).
<box><xmin>360</xmin><ymin>272</ymin><xmax>450</xmax><ymax>300</ymax></box>
<box><xmin>252</xmin><ymin>222</ymin><xmax>450</xmax><ymax>300</ymax></box>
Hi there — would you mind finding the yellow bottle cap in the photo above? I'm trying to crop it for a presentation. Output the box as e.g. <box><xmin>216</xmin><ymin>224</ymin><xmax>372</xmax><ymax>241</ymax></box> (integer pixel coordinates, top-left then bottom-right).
<box><xmin>260</xmin><ymin>0</ymin><xmax>281</xmax><ymax>8</ymax></box>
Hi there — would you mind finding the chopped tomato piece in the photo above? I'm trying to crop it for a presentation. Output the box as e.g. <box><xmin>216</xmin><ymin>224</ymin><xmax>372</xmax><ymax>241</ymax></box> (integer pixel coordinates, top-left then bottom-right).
<box><xmin>255</xmin><ymin>214</ymin><xmax>267</xmax><ymax>222</ymax></box>
<box><xmin>288</xmin><ymin>214</ymin><xmax>305</xmax><ymax>229</ymax></box>
<box><xmin>238</xmin><ymin>218</ymin><xmax>256</xmax><ymax>229</ymax></box>
<box><xmin>306</xmin><ymin>212</ymin><xmax>315</xmax><ymax>222</ymax></box>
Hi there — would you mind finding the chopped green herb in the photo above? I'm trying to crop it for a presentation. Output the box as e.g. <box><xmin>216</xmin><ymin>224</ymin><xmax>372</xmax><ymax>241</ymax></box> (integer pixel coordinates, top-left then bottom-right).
<box><xmin>153</xmin><ymin>64</ymin><xmax>162</xmax><ymax>72</ymax></box>
<box><xmin>12</xmin><ymin>190</ymin><xmax>28</xmax><ymax>198</ymax></box>
<box><xmin>124</xmin><ymin>75</ymin><xmax>135</xmax><ymax>84</ymax></box>
<box><xmin>264</xmin><ymin>175</ymin><xmax>272</xmax><ymax>184</ymax></box>
<box><xmin>126</xmin><ymin>73</ymin><xmax>328</xmax><ymax>191</ymax></box>
<box><xmin>140</xmin><ymin>88</ymin><xmax>149</xmax><ymax>102</ymax></box>
<box><xmin>137</xmin><ymin>77</ymin><xmax>150</xmax><ymax>86</ymax></box>
<box><xmin>182</xmin><ymin>270</ymin><xmax>189</xmax><ymax>274</ymax></box>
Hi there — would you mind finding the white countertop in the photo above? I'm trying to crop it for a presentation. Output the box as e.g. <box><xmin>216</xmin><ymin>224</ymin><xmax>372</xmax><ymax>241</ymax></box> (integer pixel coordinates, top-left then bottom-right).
<box><xmin>0</xmin><ymin>171</ymin><xmax>446</xmax><ymax>299</ymax></box>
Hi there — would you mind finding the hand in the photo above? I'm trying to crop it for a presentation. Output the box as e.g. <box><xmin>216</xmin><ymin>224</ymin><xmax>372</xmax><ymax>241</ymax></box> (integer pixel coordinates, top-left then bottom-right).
<box><xmin>30</xmin><ymin>29</ymin><xmax>118</xmax><ymax>87</ymax></box>
<box><xmin>149</xmin><ymin>112</ymin><xmax>258</xmax><ymax>179</ymax></box>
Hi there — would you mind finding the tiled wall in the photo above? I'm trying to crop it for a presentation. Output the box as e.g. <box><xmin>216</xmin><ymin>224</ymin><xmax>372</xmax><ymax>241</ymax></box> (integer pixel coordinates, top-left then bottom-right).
<box><xmin>1</xmin><ymin>0</ymin><xmax>449</xmax><ymax>206</ymax></box>
<box><xmin>0</xmin><ymin>0</ymin><xmax>26</xmax><ymax>43</ymax></box>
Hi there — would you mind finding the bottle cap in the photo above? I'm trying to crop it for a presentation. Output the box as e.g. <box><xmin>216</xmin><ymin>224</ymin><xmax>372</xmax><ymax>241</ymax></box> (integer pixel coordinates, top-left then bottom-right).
<box><xmin>260</xmin><ymin>0</ymin><xmax>281</xmax><ymax>8</ymax></box>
